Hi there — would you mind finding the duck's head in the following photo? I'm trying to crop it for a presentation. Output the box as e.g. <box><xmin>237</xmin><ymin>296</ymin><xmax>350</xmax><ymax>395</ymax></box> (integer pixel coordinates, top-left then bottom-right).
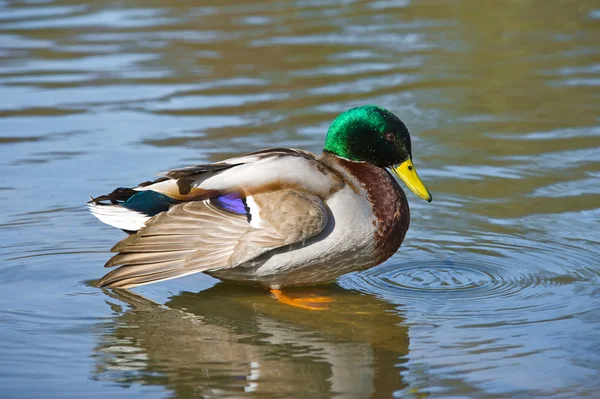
<box><xmin>324</xmin><ymin>105</ymin><xmax>432</xmax><ymax>202</ymax></box>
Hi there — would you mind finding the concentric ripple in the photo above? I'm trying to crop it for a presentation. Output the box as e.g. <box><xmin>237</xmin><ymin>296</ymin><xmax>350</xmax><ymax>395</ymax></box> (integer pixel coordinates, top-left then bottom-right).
<box><xmin>341</xmin><ymin>235</ymin><xmax>600</xmax><ymax>314</ymax></box>
<box><xmin>346</xmin><ymin>257</ymin><xmax>539</xmax><ymax>302</ymax></box>
<box><xmin>373</xmin><ymin>263</ymin><xmax>492</xmax><ymax>291</ymax></box>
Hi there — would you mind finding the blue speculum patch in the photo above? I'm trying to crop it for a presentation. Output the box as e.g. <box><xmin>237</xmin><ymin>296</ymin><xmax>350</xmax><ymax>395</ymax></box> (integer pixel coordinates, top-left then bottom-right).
<box><xmin>211</xmin><ymin>193</ymin><xmax>247</xmax><ymax>215</ymax></box>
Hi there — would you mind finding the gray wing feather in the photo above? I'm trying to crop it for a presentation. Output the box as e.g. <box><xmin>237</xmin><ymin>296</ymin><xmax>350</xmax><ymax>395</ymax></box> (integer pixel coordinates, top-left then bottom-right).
<box><xmin>97</xmin><ymin>189</ymin><xmax>328</xmax><ymax>288</ymax></box>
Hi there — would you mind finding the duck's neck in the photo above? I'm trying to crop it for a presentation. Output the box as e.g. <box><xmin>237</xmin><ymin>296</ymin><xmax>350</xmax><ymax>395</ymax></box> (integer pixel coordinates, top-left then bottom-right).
<box><xmin>319</xmin><ymin>151</ymin><xmax>410</xmax><ymax>262</ymax></box>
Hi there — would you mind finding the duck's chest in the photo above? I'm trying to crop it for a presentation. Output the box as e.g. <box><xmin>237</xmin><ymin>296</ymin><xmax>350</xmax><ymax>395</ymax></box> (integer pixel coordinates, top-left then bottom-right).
<box><xmin>337</xmin><ymin>160</ymin><xmax>410</xmax><ymax>264</ymax></box>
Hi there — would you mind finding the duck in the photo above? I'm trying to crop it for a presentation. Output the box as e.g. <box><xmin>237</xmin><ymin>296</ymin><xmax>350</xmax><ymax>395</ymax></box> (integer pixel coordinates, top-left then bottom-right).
<box><xmin>88</xmin><ymin>105</ymin><xmax>432</xmax><ymax>309</ymax></box>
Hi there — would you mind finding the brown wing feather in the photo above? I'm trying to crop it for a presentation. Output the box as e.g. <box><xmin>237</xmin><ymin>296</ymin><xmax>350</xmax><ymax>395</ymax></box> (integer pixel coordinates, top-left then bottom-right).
<box><xmin>96</xmin><ymin>189</ymin><xmax>328</xmax><ymax>289</ymax></box>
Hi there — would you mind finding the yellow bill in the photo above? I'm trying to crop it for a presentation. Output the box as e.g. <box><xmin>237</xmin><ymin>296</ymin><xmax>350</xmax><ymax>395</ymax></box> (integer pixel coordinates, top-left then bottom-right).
<box><xmin>392</xmin><ymin>158</ymin><xmax>432</xmax><ymax>202</ymax></box>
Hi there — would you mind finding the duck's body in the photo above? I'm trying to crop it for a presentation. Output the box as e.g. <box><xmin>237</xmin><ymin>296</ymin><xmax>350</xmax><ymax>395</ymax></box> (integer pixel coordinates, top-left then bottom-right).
<box><xmin>89</xmin><ymin>105</ymin><xmax>430</xmax><ymax>290</ymax></box>
<box><xmin>209</xmin><ymin>151</ymin><xmax>410</xmax><ymax>287</ymax></box>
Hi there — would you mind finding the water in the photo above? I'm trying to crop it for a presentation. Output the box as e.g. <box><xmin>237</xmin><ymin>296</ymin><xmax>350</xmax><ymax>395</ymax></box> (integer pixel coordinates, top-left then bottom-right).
<box><xmin>1</xmin><ymin>0</ymin><xmax>599</xmax><ymax>397</ymax></box>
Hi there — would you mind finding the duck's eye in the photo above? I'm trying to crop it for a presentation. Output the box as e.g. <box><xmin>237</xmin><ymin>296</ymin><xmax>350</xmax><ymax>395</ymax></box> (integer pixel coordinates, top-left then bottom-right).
<box><xmin>385</xmin><ymin>132</ymin><xmax>396</xmax><ymax>142</ymax></box>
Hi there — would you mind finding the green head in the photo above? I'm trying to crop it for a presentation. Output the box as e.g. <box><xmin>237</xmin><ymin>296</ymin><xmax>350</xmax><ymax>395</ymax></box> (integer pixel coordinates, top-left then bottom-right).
<box><xmin>324</xmin><ymin>105</ymin><xmax>432</xmax><ymax>202</ymax></box>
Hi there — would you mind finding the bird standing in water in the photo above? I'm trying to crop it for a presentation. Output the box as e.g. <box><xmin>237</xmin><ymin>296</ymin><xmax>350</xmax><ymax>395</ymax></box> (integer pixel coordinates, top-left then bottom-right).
<box><xmin>89</xmin><ymin>105</ymin><xmax>432</xmax><ymax>309</ymax></box>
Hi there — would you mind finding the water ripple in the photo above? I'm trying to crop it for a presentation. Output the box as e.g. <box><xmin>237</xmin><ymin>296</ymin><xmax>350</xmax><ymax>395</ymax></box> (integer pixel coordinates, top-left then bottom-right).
<box><xmin>343</xmin><ymin>234</ymin><xmax>600</xmax><ymax>323</ymax></box>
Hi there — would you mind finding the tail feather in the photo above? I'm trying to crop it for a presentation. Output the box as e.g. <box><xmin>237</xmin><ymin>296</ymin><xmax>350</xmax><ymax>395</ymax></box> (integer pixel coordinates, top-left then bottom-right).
<box><xmin>88</xmin><ymin>190</ymin><xmax>180</xmax><ymax>232</ymax></box>
<box><xmin>87</xmin><ymin>202</ymin><xmax>150</xmax><ymax>232</ymax></box>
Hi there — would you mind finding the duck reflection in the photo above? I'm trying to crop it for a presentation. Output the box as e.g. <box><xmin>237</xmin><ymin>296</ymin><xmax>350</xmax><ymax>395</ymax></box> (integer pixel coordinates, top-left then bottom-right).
<box><xmin>93</xmin><ymin>284</ymin><xmax>409</xmax><ymax>398</ymax></box>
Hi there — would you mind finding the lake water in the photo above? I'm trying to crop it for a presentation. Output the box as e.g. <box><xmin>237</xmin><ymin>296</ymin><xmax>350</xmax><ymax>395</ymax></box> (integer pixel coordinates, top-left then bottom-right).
<box><xmin>1</xmin><ymin>0</ymin><xmax>599</xmax><ymax>398</ymax></box>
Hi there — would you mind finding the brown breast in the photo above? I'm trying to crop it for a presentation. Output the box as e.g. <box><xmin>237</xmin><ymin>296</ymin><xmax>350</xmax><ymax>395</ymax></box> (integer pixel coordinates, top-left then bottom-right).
<box><xmin>333</xmin><ymin>157</ymin><xmax>411</xmax><ymax>264</ymax></box>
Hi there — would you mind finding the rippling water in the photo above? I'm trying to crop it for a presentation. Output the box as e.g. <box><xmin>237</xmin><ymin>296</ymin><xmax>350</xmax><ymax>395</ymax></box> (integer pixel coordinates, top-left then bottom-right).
<box><xmin>1</xmin><ymin>0</ymin><xmax>599</xmax><ymax>398</ymax></box>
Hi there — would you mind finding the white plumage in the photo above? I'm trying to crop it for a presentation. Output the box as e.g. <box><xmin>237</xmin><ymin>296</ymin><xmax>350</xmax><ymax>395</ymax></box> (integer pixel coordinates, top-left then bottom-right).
<box><xmin>87</xmin><ymin>203</ymin><xmax>150</xmax><ymax>231</ymax></box>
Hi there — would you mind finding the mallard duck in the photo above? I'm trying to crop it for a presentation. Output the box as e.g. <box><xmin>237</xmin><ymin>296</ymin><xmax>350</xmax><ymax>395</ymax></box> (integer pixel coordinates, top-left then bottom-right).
<box><xmin>88</xmin><ymin>105</ymin><xmax>431</xmax><ymax>308</ymax></box>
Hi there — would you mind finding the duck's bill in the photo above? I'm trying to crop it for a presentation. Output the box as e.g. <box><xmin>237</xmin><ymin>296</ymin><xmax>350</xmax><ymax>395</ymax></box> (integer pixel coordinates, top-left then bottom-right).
<box><xmin>392</xmin><ymin>158</ymin><xmax>432</xmax><ymax>202</ymax></box>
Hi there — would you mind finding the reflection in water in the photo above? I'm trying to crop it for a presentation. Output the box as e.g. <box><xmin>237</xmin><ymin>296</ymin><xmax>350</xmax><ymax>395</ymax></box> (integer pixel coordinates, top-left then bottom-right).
<box><xmin>94</xmin><ymin>285</ymin><xmax>409</xmax><ymax>398</ymax></box>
